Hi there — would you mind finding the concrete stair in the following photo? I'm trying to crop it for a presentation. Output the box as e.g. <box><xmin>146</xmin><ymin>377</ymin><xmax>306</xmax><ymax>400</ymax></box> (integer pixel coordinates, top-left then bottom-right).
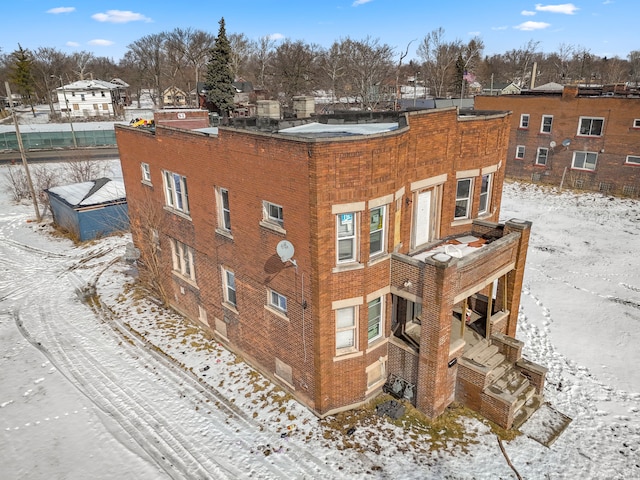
<box><xmin>461</xmin><ymin>338</ymin><xmax>542</xmax><ymax>429</ymax></box>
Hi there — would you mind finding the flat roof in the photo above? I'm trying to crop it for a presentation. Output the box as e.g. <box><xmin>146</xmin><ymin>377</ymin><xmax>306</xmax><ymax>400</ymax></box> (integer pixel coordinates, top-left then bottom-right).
<box><xmin>278</xmin><ymin>122</ymin><xmax>398</xmax><ymax>138</ymax></box>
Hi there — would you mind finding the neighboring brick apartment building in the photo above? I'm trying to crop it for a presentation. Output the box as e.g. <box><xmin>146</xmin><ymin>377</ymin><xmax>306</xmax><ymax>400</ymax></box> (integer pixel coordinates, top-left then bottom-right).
<box><xmin>116</xmin><ymin>106</ymin><xmax>547</xmax><ymax>429</ymax></box>
<box><xmin>475</xmin><ymin>84</ymin><xmax>640</xmax><ymax>196</ymax></box>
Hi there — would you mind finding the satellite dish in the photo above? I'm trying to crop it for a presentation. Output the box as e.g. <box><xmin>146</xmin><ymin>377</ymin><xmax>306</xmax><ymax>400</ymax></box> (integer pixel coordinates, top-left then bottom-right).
<box><xmin>276</xmin><ymin>240</ymin><xmax>295</xmax><ymax>263</ymax></box>
<box><xmin>549</xmin><ymin>141</ymin><xmax>556</xmax><ymax>148</ymax></box>
<box><xmin>562</xmin><ymin>138</ymin><xmax>571</xmax><ymax>147</ymax></box>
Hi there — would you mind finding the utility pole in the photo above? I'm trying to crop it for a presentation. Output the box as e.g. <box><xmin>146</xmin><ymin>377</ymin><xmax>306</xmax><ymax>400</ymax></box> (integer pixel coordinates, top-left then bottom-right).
<box><xmin>52</xmin><ymin>75</ymin><xmax>77</xmax><ymax>148</ymax></box>
<box><xmin>5</xmin><ymin>82</ymin><xmax>41</xmax><ymax>222</ymax></box>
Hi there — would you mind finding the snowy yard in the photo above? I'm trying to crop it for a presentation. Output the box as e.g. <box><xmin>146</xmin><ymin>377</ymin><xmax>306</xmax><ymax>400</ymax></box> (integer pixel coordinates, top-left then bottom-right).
<box><xmin>1</xmin><ymin>161</ymin><xmax>639</xmax><ymax>479</ymax></box>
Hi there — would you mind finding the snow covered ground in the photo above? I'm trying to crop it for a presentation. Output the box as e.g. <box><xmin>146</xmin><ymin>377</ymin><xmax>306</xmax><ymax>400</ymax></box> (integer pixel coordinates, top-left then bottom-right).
<box><xmin>1</xmin><ymin>160</ymin><xmax>639</xmax><ymax>479</ymax></box>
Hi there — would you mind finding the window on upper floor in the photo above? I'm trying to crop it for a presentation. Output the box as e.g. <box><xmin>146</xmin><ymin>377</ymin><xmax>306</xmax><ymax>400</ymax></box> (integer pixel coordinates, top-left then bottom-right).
<box><xmin>626</xmin><ymin>155</ymin><xmax>640</xmax><ymax>165</ymax></box>
<box><xmin>162</xmin><ymin>170</ymin><xmax>189</xmax><ymax>215</ymax></box>
<box><xmin>541</xmin><ymin>115</ymin><xmax>553</xmax><ymax>134</ymax></box>
<box><xmin>478</xmin><ymin>173</ymin><xmax>492</xmax><ymax>216</ymax></box>
<box><xmin>337</xmin><ymin>212</ymin><xmax>358</xmax><ymax>263</ymax></box>
<box><xmin>141</xmin><ymin>162</ymin><xmax>151</xmax><ymax>183</ymax></box>
<box><xmin>367</xmin><ymin>297</ymin><xmax>384</xmax><ymax>344</ymax></box>
<box><xmin>262</xmin><ymin>201</ymin><xmax>284</xmax><ymax>229</ymax></box>
<box><xmin>515</xmin><ymin>145</ymin><xmax>525</xmax><ymax>159</ymax></box>
<box><xmin>519</xmin><ymin>114</ymin><xmax>530</xmax><ymax>129</ymax></box>
<box><xmin>578</xmin><ymin>117</ymin><xmax>604</xmax><ymax>136</ymax></box>
<box><xmin>536</xmin><ymin>147</ymin><xmax>549</xmax><ymax>166</ymax></box>
<box><xmin>369</xmin><ymin>206</ymin><xmax>386</xmax><ymax>257</ymax></box>
<box><xmin>572</xmin><ymin>151</ymin><xmax>598</xmax><ymax>171</ymax></box>
<box><xmin>222</xmin><ymin>267</ymin><xmax>237</xmax><ymax>307</ymax></box>
<box><xmin>269</xmin><ymin>290</ymin><xmax>288</xmax><ymax>314</ymax></box>
<box><xmin>454</xmin><ymin>178</ymin><xmax>473</xmax><ymax>220</ymax></box>
<box><xmin>169</xmin><ymin>238</ymin><xmax>195</xmax><ymax>282</ymax></box>
<box><xmin>215</xmin><ymin>187</ymin><xmax>231</xmax><ymax>233</ymax></box>
<box><xmin>336</xmin><ymin>306</ymin><xmax>358</xmax><ymax>355</ymax></box>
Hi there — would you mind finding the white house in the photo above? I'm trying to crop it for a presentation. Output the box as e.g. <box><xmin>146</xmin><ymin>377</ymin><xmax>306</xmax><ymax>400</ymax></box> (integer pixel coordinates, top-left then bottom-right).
<box><xmin>54</xmin><ymin>79</ymin><xmax>126</xmax><ymax>118</ymax></box>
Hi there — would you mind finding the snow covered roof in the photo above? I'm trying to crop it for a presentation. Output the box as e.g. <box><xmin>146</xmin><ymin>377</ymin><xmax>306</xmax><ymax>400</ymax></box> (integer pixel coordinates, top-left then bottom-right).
<box><xmin>531</xmin><ymin>82</ymin><xmax>565</xmax><ymax>91</ymax></box>
<box><xmin>56</xmin><ymin>79</ymin><xmax>120</xmax><ymax>91</ymax></box>
<box><xmin>47</xmin><ymin>178</ymin><xmax>126</xmax><ymax>207</ymax></box>
<box><xmin>279</xmin><ymin>122</ymin><xmax>398</xmax><ymax>137</ymax></box>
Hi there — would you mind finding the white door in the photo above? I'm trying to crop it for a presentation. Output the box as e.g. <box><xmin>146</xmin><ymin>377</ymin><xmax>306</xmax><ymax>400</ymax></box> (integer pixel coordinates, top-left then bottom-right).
<box><xmin>413</xmin><ymin>190</ymin><xmax>431</xmax><ymax>248</ymax></box>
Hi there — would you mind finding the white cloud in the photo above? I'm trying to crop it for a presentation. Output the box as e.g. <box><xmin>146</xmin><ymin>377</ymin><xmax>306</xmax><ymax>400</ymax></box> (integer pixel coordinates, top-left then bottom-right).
<box><xmin>47</xmin><ymin>7</ymin><xmax>75</xmax><ymax>14</ymax></box>
<box><xmin>268</xmin><ymin>33</ymin><xmax>285</xmax><ymax>41</ymax></box>
<box><xmin>492</xmin><ymin>26</ymin><xmax>509</xmax><ymax>31</ymax></box>
<box><xmin>352</xmin><ymin>0</ymin><xmax>373</xmax><ymax>6</ymax></box>
<box><xmin>88</xmin><ymin>39</ymin><xmax>115</xmax><ymax>46</ymax></box>
<box><xmin>91</xmin><ymin>10</ymin><xmax>152</xmax><ymax>23</ymax></box>
<box><xmin>535</xmin><ymin>3</ymin><xmax>579</xmax><ymax>14</ymax></box>
<box><xmin>66</xmin><ymin>41</ymin><xmax>80</xmax><ymax>47</ymax></box>
<box><xmin>468</xmin><ymin>31</ymin><xmax>481</xmax><ymax>36</ymax></box>
<box><xmin>521</xmin><ymin>10</ymin><xmax>536</xmax><ymax>16</ymax></box>
<box><xmin>514</xmin><ymin>21</ymin><xmax>551</xmax><ymax>31</ymax></box>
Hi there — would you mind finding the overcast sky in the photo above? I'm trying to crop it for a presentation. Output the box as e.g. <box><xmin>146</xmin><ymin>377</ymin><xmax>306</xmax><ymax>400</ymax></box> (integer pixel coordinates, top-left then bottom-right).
<box><xmin>1</xmin><ymin>1</ymin><xmax>632</xmax><ymax>62</ymax></box>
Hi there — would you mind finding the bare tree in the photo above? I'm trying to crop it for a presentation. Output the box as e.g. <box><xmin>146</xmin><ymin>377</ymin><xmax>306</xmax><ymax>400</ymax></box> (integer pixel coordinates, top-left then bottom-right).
<box><xmin>228</xmin><ymin>33</ymin><xmax>253</xmax><ymax>81</ymax></box>
<box><xmin>63</xmin><ymin>156</ymin><xmax>111</xmax><ymax>183</ymax></box>
<box><xmin>165</xmin><ymin>28</ymin><xmax>214</xmax><ymax>105</ymax></box>
<box><xmin>499</xmin><ymin>40</ymin><xmax>541</xmax><ymax>87</ymax></box>
<box><xmin>251</xmin><ymin>35</ymin><xmax>277</xmax><ymax>90</ymax></box>
<box><xmin>342</xmin><ymin>36</ymin><xmax>395</xmax><ymax>110</ymax></box>
<box><xmin>417</xmin><ymin>28</ymin><xmax>462</xmax><ymax>98</ymax></box>
<box><xmin>31</xmin><ymin>47</ymin><xmax>69</xmax><ymax>115</ymax></box>
<box><xmin>270</xmin><ymin>40</ymin><xmax>320</xmax><ymax>111</ymax></box>
<box><xmin>629</xmin><ymin>50</ymin><xmax>640</xmax><ymax>87</ymax></box>
<box><xmin>318</xmin><ymin>41</ymin><xmax>348</xmax><ymax>111</ymax></box>
<box><xmin>126</xmin><ymin>33</ymin><xmax>168</xmax><ymax>107</ymax></box>
<box><xmin>71</xmin><ymin>51</ymin><xmax>96</xmax><ymax>80</ymax></box>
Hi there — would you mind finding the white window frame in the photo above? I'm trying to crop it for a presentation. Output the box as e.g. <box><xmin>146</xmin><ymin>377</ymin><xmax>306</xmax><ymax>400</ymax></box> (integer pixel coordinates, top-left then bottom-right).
<box><xmin>478</xmin><ymin>173</ymin><xmax>492</xmax><ymax>216</ymax></box>
<box><xmin>369</xmin><ymin>206</ymin><xmax>386</xmax><ymax>257</ymax></box>
<box><xmin>269</xmin><ymin>289</ymin><xmax>287</xmax><ymax>313</ymax></box>
<box><xmin>222</xmin><ymin>268</ymin><xmax>237</xmax><ymax>307</ymax></box>
<box><xmin>162</xmin><ymin>170</ymin><xmax>189</xmax><ymax>214</ymax></box>
<box><xmin>262</xmin><ymin>200</ymin><xmax>284</xmax><ymax>227</ymax></box>
<box><xmin>215</xmin><ymin>187</ymin><xmax>231</xmax><ymax>232</ymax></box>
<box><xmin>633</xmin><ymin>119</ymin><xmax>640</xmax><ymax>128</ymax></box>
<box><xmin>515</xmin><ymin>145</ymin><xmax>525</xmax><ymax>159</ymax></box>
<box><xmin>625</xmin><ymin>155</ymin><xmax>640</xmax><ymax>165</ymax></box>
<box><xmin>577</xmin><ymin>116</ymin><xmax>604</xmax><ymax>137</ymax></box>
<box><xmin>337</xmin><ymin>212</ymin><xmax>358</xmax><ymax>263</ymax></box>
<box><xmin>572</xmin><ymin>151</ymin><xmax>598</xmax><ymax>171</ymax></box>
<box><xmin>540</xmin><ymin>115</ymin><xmax>553</xmax><ymax>134</ymax></box>
<box><xmin>519</xmin><ymin>114</ymin><xmax>530</xmax><ymax>129</ymax></box>
<box><xmin>367</xmin><ymin>297</ymin><xmax>383</xmax><ymax>344</ymax></box>
<box><xmin>141</xmin><ymin>162</ymin><xmax>151</xmax><ymax>183</ymax></box>
<box><xmin>536</xmin><ymin>147</ymin><xmax>549</xmax><ymax>166</ymax></box>
<box><xmin>454</xmin><ymin>178</ymin><xmax>473</xmax><ymax>220</ymax></box>
<box><xmin>336</xmin><ymin>306</ymin><xmax>358</xmax><ymax>355</ymax></box>
<box><xmin>170</xmin><ymin>238</ymin><xmax>195</xmax><ymax>282</ymax></box>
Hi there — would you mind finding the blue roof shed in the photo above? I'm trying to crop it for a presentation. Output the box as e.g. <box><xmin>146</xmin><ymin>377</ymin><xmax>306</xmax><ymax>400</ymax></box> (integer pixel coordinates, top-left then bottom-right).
<box><xmin>46</xmin><ymin>178</ymin><xmax>128</xmax><ymax>241</ymax></box>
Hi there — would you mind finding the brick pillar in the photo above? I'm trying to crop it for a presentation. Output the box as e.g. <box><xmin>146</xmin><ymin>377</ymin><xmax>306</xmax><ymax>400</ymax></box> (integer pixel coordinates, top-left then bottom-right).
<box><xmin>416</xmin><ymin>253</ymin><xmax>457</xmax><ymax>418</ymax></box>
<box><xmin>503</xmin><ymin>219</ymin><xmax>532</xmax><ymax>337</ymax></box>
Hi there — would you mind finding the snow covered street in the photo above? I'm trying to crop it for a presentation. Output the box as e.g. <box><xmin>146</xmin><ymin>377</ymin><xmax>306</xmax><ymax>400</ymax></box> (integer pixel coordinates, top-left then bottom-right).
<box><xmin>1</xmin><ymin>162</ymin><xmax>639</xmax><ymax>479</ymax></box>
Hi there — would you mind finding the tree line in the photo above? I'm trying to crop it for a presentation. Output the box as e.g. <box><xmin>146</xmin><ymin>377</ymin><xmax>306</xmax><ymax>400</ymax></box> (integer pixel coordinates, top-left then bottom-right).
<box><xmin>2</xmin><ymin>20</ymin><xmax>640</xmax><ymax>115</ymax></box>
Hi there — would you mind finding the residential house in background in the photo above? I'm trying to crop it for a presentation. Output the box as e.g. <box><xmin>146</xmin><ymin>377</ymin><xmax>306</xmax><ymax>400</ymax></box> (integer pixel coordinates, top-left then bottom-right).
<box><xmin>54</xmin><ymin>79</ymin><xmax>127</xmax><ymax>118</ymax></box>
<box><xmin>115</xmin><ymin>107</ymin><xmax>546</xmax><ymax>429</ymax></box>
<box><xmin>162</xmin><ymin>86</ymin><xmax>187</xmax><ymax>107</ymax></box>
<box><xmin>475</xmin><ymin>84</ymin><xmax>640</xmax><ymax>196</ymax></box>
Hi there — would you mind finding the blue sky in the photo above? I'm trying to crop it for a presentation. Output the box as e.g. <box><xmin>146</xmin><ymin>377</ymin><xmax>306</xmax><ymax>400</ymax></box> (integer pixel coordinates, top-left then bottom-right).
<box><xmin>1</xmin><ymin>1</ymin><xmax>634</xmax><ymax>62</ymax></box>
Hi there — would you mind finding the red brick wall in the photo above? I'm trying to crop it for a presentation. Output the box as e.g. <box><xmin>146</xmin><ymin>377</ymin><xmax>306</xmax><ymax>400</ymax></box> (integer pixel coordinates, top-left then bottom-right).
<box><xmin>475</xmin><ymin>93</ymin><xmax>640</xmax><ymax>196</ymax></box>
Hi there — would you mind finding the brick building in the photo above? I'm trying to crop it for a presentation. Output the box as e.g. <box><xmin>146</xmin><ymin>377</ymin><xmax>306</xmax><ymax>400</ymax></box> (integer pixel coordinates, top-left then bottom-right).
<box><xmin>475</xmin><ymin>84</ymin><xmax>640</xmax><ymax>196</ymax></box>
<box><xmin>115</xmin><ymin>107</ymin><xmax>547</xmax><ymax>429</ymax></box>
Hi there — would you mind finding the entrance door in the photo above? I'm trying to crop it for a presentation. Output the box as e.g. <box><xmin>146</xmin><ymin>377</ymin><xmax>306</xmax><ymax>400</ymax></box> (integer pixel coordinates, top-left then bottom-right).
<box><xmin>411</xmin><ymin>186</ymin><xmax>440</xmax><ymax>248</ymax></box>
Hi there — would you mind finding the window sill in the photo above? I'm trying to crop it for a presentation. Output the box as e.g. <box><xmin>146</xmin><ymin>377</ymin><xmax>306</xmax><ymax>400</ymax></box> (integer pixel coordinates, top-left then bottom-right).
<box><xmin>259</xmin><ymin>220</ymin><xmax>286</xmax><ymax>235</ymax></box>
<box><xmin>367</xmin><ymin>253</ymin><xmax>389</xmax><ymax>267</ymax></box>
<box><xmin>215</xmin><ymin>228</ymin><xmax>234</xmax><ymax>240</ymax></box>
<box><xmin>141</xmin><ymin>180</ymin><xmax>153</xmax><ymax>187</ymax></box>
<box><xmin>332</xmin><ymin>262</ymin><xmax>364</xmax><ymax>274</ymax></box>
<box><xmin>451</xmin><ymin>218</ymin><xmax>473</xmax><ymax>227</ymax></box>
<box><xmin>264</xmin><ymin>305</ymin><xmax>289</xmax><ymax>321</ymax></box>
<box><xmin>571</xmin><ymin>167</ymin><xmax>596</xmax><ymax>173</ymax></box>
<box><xmin>624</xmin><ymin>162</ymin><xmax>640</xmax><ymax>167</ymax></box>
<box><xmin>333</xmin><ymin>350</ymin><xmax>363</xmax><ymax>362</ymax></box>
<box><xmin>163</xmin><ymin>206</ymin><xmax>192</xmax><ymax>221</ymax></box>
<box><xmin>171</xmin><ymin>272</ymin><xmax>199</xmax><ymax>289</ymax></box>
<box><xmin>222</xmin><ymin>302</ymin><xmax>239</xmax><ymax>314</ymax></box>
<box><xmin>366</xmin><ymin>337</ymin><xmax>388</xmax><ymax>353</ymax></box>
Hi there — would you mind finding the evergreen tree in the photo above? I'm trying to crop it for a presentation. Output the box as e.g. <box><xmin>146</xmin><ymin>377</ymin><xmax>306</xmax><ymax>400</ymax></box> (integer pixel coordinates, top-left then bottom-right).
<box><xmin>9</xmin><ymin>44</ymin><xmax>37</xmax><ymax>116</ymax></box>
<box><xmin>204</xmin><ymin>18</ymin><xmax>234</xmax><ymax>118</ymax></box>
